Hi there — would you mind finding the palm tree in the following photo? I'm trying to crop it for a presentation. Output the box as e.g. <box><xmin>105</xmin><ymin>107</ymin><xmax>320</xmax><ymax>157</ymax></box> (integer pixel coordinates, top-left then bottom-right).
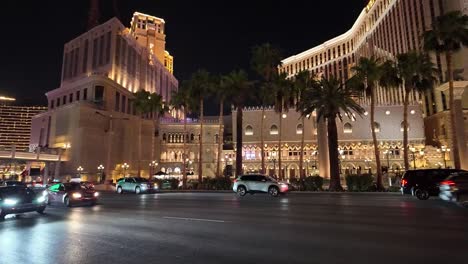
<box><xmin>133</xmin><ymin>90</ymin><xmax>153</xmax><ymax>177</ymax></box>
<box><xmin>226</xmin><ymin>70</ymin><xmax>253</xmax><ymax>177</ymax></box>
<box><xmin>148</xmin><ymin>93</ymin><xmax>167</xmax><ymax>168</ymax></box>
<box><xmin>251</xmin><ymin>43</ymin><xmax>283</xmax><ymax>175</ymax></box>
<box><xmin>189</xmin><ymin>70</ymin><xmax>213</xmax><ymax>184</ymax></box>
<box><xmin>298</xmin><ymin>77</ymin><xmax>364</xmax><ymax>191</ymax></box>
<box><xmin>171</xmin><ymin>84</ymin><xmax>191</xmax><ymax>189</ymax></box>
<box><xmin>380</xmin><ymin>52</ymin><xmax>437</xmax><ymax>170</ymax></box>
<box><xmin>272</xmin><ymin>72</ymin><xmax>294</xmax><ymax>180</ymax></box>
<box><xmin>423</xmin><ymin>11</ymin><xmax>468</xmax><ymax>169</ymax></box>
<box><xmin>294</xmin><ymin>70</ymin><xmax>317</xmax><ymax>179</ymax></box>
<box><xmin>215</xmin><ymin>75</ymin><xmax>231</xmax><ymax>178</ymax></box>
<box><xmin>350</xmin><ymin>56</ymin><xmax>385</xmax><ymax>190</ymax></box>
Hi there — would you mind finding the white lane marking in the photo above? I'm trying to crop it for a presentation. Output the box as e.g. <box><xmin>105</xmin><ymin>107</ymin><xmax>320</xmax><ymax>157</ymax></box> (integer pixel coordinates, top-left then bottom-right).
<box><xmin>163</xmin><ymin>216</ymin><xmax>228</xmax><ymax>223</ymax></box>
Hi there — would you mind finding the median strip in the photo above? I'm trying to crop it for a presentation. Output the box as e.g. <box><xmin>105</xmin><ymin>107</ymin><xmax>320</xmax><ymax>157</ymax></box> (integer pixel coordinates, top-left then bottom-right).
<box><xmin>163</xmin><ymin>216</ymin><xmax>229</xmax><ymax>223</ymax></box>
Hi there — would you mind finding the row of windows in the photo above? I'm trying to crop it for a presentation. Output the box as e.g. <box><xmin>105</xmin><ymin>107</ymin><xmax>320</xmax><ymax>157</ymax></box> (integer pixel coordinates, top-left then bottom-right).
<box><xmin>162</xmin><ymin>133</ymin><xmax>220</xmax><ymax>144</ymax></box>
<box><xmin>49</xmin><ymin>88</ymin><xmax>88</xmax><ymax>110</ymax></box>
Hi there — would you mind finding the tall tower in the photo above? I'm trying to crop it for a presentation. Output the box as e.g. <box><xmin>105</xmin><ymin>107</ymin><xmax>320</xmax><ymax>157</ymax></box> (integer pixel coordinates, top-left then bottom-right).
<box><xmin>130</xmin><ymin>12</ymin><xmax>167</xmax><ymax>65</ymax></box>
<box><xmin>87</xmin><ymin>0</ymin><xmax>100</xmax><ymax>30</ymax></box>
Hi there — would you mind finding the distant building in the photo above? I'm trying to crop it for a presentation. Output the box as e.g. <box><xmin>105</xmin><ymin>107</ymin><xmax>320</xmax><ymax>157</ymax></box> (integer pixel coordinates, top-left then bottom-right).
<box><xmin>0</xmin><ymin>105</ymin><xmax>46</xmax><ymax>151</ymax></box>
<box><xmin>30</xmin><ymin>12</ymin><xmax>178</xmax><ymax>182</ymax></box>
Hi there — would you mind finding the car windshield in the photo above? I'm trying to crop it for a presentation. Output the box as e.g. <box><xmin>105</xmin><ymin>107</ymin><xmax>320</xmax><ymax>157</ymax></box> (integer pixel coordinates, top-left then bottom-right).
<box><xmin>66</xmin><ymin>183</ymin><xmax>86</xmax><ymax>191</ymax></box>
<box><xmin>0</xmin><ymin>187</ymin><xmax>34</xmax><ymax>197</ymax></box>
<box><xmin>134</xmin><ymin>178</ymin><xmax>149</xmax><ymax>183</ymax></box>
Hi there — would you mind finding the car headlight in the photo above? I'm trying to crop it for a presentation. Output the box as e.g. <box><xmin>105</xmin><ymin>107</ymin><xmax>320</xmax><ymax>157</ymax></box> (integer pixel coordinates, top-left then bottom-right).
<box><xmin>154</xmin><ymin>184</ymin><xmax>159</xmax><ymax>189</ymax></box>
<box><xmin>94</xmin><ymin>192</ymin><xmax>99</xmax><ymax>197</ymax></box>
<box><xmin>4</xmin><ymin>198</ymin><xmax>18</xmax><ymax>206</ymax></box>
<box><xmin>42</xmin><ymin>190</ymin><xmax>48</xmax><ymax>196</ymax></box>
<box><xmin>72</xmin><ymin>193</ymin><xmax>82</xmax><ymax>199</ymax></box>
<box><xmin>36</xmin><ymin>196</ymin><xmax>46</xmax><ymax>203</ymax></box>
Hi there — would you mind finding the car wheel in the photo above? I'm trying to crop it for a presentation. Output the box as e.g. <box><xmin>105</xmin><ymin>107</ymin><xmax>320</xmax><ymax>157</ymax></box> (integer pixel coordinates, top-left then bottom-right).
<box><xmin>268</xmin><ymin>186</ymin><xmax>279</xmax><ymax>197</ymax></box>
<box><xmin>415</xmin><ymin>189</ymin><xmax>429</xmax><ymax>200</ymax></box>
<box><xmin>37</xmin><ymin>207</ymin><xmax>46</xmax><ymax>214</ymax></box>
<box><xmin>135</xmin><ymin>186</ymin><xmax>141</xmax><ymax>195</ymax></box>
<box><xmin>64</xmin><ymin>196</ymin><xmax>72</xmax><ymax>207</ymax></box>
<box><xmin>237</xmin><ymin>186</ymin><xmax>247</xmax><ymax>197</ymax></box>
<box><xmin>117</xmin><ymin>186</ymin><xmax>123</xmax><ymax>194</ymax></box>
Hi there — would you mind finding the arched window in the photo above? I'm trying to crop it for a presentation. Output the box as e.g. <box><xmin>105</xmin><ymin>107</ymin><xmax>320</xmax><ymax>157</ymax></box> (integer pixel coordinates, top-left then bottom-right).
<box><xmin>344</xmin><ymin>123</ymin><xmax>353</xmax><ymax>134</ymax></box>
<box><xmin>270</xmin><ymin>125</ymin><xmax>279</xmax><ymax>135</ymax></box>
<box><xmin>245</xmin><ymin>125</ymin><xmax>254</xmax><ymax>136</ymax></box>
<box><xmin>374</xmin><ymin>122</ymin><xmax>381</xmax><ymax>133</ymax></box>
<box><xmin>162</xmin><ymin>133</ymin><xmax>167</xmax><ymax>142</ymax></box>
<box><xmin>400</xmin><ymin>121</ymin><xmax>409</xmax><ymax>132</ymax></box>
<box><xmin>296</xmin><ymin>124</ymin><xmax>303</xmax><ymax>135</ymax></box>
<box><xmin>190</xmin><ymin>134</ymin><xmax>195</xmax><ymax>142</ymax></box>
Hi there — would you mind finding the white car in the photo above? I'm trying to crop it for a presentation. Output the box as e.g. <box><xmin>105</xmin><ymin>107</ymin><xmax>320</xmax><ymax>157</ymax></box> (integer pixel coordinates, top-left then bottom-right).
<box><xmin>233</xmin><ymin>175</ymin><xmax>288</xmax><ymax>197</ymax></box>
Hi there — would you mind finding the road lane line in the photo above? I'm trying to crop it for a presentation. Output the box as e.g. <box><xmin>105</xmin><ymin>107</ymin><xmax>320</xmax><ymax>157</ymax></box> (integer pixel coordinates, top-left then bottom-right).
<box><xmin>163</xmin><ymin>216</ymin><xmax>229</xmax><ymax>223</ymax></box>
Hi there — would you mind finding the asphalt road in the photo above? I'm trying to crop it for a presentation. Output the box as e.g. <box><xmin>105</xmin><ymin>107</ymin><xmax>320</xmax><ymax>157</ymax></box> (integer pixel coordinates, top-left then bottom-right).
<box><xmin>1</xmin><ymin>192</ymin><xmax>467</xmax><ymax>264</ymax></box>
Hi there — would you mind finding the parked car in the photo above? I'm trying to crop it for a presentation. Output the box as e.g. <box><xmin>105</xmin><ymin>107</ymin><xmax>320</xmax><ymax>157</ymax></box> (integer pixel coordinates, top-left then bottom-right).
<box><xmin>46</xmin><ymin>182</ymin><xmax>99</xmax><ymax>207</ymax></box>
<box><xmin>233</xmin><ymin>175</ymin><xmax>289</xmax><ymax>197</ymax></box>
<box><xmin>116</xmin><ymin>177</ymin><xmax>154</xmax><ymax>194</ymax></box>
<box><xmin>401</xmin><ymin>169</ymin><xmax>466</xmax><ymax>200</ymax></box>
<box><xmin>0</xmin><ymin>186</ymin><xmax>47</xmax><ymax>220</ymax></box>
<box><xmin>439</xmin><ymin>172</ymin><xmax>468</xmax><ymax>207</ymax></box>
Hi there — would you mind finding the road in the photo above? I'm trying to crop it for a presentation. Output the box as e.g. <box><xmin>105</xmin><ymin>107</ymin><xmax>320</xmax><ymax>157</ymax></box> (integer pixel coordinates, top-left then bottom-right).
<box><xmin>1</xmin><ymin>192</ymin><xmax>467</xmax><ymax>264</ymax></box>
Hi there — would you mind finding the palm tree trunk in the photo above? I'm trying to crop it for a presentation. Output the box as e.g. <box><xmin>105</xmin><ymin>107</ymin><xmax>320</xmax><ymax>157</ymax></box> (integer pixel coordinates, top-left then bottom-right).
<box><xmin>236</xmin><ymin>107</ymin><xmax>243</xmax><ymax>176</ymax></box>
<box><xmin>216</xmin><ymin>100</ymin><xmax>224</xmax><ymax>178</ymax></box>
<box><xmin>137</xmin><ymin>118</ymin><xmax>142</xmax><ymax>177</ymax></box>
<box><xmin>446</xmin><ymin>52</ymin><xmax>461</xmax><ymax>169</ymax></box>
<box><xmin>278</xmin><ymin>111</ymin><xmax>283</xmax><ymax>180</ymax></box>
<box><xmin>198</xmin><ymin>99</ymin><xmax>204</xmax><ymax>185</ymax></box>
<box><xmin>182</xmin><ymin>108</ymin><xmax>187</xmax><ymax>189</ymax></box>
<box><xmin>260</xmin><ymin>107</ymin><xmax>265</xmax><ymax>174</ymax></box>
<box><xmin>403</xmin><ymin>87</ymin><xmax>410</xmax><ymax>171</ymax></box>
<box><xmin>370</xmin><ymin>90</ymin><xmax>383</xmax><ymax>190</ymax></box>
<box><xmin>299</xmin><ymin>117</ymin><xmax>305</xmax><ymax>179</ymax></box>
<box><xmin>327</xmin><ymin>117</ymin><xmax>342</xmax><ymax>191</ymax></box>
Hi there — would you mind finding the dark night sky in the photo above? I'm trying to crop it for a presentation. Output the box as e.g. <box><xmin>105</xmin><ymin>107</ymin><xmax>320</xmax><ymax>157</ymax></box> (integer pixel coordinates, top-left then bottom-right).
<box><xmin>0</xmin><ymin>0</ymin><xmax>365</xmax><ymax>108</ymax></box>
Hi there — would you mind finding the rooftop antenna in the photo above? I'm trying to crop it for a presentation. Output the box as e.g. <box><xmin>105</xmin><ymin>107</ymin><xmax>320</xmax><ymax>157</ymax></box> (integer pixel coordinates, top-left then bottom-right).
<box><xmin>87</xmin><ymin>0</ymin><xmax>100</xmax><ymax>30</ymax></box>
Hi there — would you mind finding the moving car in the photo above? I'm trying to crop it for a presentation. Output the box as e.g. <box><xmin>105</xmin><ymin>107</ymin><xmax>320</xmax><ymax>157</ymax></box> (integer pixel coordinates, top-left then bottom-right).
<box><xmin>46</xmin><ymin>182</ymin><xmax>99</xmax><ymax>207</ymax></box>
<box><xmin>116</xmin><ymin>177</ymin><xmax>154</xmax><ymax>194</ymax></box>
<box><xmin>400</xmin><ymin>169</ymin><xmax>466</xmax><ymax>200</ymax></box>
<box><xmin>439</xmin><ymin>172</ymin><xmax>468</xmax><ymax>207</ymax></box>
<box><xmin>0</xmin><ymin>186</ymin><xmax>47</xmax><ymax>220</ymax></box>
<box><xmin>233</xmin><ymin>175</ymin><xmax>288</xmax><ymax>197</ymax></box>
<box><xmin>2</xmin><ymin>181</ymin><xmax>27</xmax><ymax>187</ymax></box>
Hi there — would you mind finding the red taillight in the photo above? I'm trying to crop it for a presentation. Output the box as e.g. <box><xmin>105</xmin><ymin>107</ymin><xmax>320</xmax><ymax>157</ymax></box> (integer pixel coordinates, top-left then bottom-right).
<box><xmin>233</xmin><ymin>179</ymin><xmax>238</xmax><ymax>183</ymax></box>
<box><xmin>441</xmin><ymin>180</ymin><xmax>455</xmax><ymax>186</ymax></box>
<box><xmin>401</xmin><ymin>179</ymin><xmax>408</xmax><ymax>186</ymax></box>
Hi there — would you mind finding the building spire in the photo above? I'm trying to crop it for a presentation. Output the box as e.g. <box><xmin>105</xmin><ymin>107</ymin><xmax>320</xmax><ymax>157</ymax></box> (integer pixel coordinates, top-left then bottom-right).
<box><xmin>87</xmin><ymin>0</ymin><xmax>100</xmax><ymax>30</ymax></box>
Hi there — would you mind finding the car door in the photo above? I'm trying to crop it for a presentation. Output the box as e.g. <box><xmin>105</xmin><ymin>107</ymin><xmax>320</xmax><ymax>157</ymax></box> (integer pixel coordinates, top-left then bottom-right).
<box><xmin>124</xmin><ymin>178</ymin><xmax>135</xmax><ymax>192</ymax></box>
<box><xmin>255</xmin><ymin>176</ymin><xmax>270</xmax><ymax>192</ymax></box>
<box><xmin>48</xmin><ymin>183</ymin><xmax>61</xmax><ymax>203</ymax></box>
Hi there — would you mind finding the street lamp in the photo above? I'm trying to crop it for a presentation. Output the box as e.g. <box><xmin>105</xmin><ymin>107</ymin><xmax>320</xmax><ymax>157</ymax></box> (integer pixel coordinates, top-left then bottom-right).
<box><xmin>410</xmin><ymin>146</ymin><xmax>417</xmax><ymax>169</ymax></box>
<box><xmin>77</xmin><ymin>166</ymin><xmax>84</xmax><ymax>178</ymax></box>
<box><xmin>305</xmin><ymin>159</ymin><xmax>310</xmax><ymax>177</ymax></box>
<box><xmin>122</xmin><ymin>163</ymin><xmax>129</xmax><ymax>177</ymax></box>
<box><xmin>97</xmin><ymin>164</ymin><xmax>104</xmax><ymax>182</ymax></box>
<box><xmin>383</xmin><ymin>149</ymin><xmax>390</xmax><ymax>172</ymax></box>
<box><xmin>149</xmin><ymin>160</ymin><xmax>158</xmax><ymax>176</ymax></box>
<box><xmin>338</xmin><ymin>149</ymin><xmax>345</xmax><ymax>175</ymax></box>
<box><xmin>268</xmin><ymin>152</ymin><xmax>277</xmax><ymax>177</ymax></box>
<box><xmin>437</xmin><ymin>145</ymin><xmax>450</xmax><ymax>168</ymax></box>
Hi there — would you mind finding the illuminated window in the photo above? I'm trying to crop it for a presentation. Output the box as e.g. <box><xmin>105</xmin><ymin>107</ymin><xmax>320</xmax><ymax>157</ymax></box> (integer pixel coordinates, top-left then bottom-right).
<box><xmin>270</xmin><ymin>125</ymin><xmax>279</xmax><ymax>135</ymax></box>
<box><xmin>245</xmin><ymin>151</ymin><xmax>256</xmax><ymax>160</ymax></box>
<box><xmin>245</xmin><ymin>125</ymin><xmax>253</xmax><ymax>136</ymax></box>
<box><xmin>344</xmin><ymin>123</ymin><xmax>353</xmax><ymax>134</ymax></box>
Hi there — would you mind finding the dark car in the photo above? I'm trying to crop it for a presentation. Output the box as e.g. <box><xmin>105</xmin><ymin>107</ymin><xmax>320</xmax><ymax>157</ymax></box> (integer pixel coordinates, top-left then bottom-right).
<box><xmin>401</xmin><ymin>169</ymin><xmax>466</xmax><ymax>200</ymax></box>
<box><xmin>46</xmin><ymin>182</ymin><xmax>99</xmax><ymax>207</ymax></box>
<box><xmin>3</xmin><ymin>181</ymin><xmax>27</xmax><ymax>187</ymax></box>
<box><xmin>439</xmin><ymin>172</ymin><xmax>468</xmax><ymax>207</ymax></box>
<box><xmin>0</xmin><ymin>186</ymin><xmax>47</xmax><ymax>220</ymax></box>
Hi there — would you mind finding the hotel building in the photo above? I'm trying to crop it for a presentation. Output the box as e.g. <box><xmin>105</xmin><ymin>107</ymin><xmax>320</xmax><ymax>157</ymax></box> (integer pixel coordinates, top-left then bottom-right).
<box><xmin>234</xmin><ymin>0</ymin><xmax>468</xmax><ymax>178</ymax></box>
<box><xmin>30</xmin><ymin>12</ymin><xmax>179</xmax><ymax>181</ymax></box>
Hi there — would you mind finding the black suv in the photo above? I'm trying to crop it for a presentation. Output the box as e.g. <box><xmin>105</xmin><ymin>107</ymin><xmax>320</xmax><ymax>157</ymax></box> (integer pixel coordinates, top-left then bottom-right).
<box><xmin>401</xmin><ymin>169</ymin><xmax>466</xmax><ymax>200</ymax></box>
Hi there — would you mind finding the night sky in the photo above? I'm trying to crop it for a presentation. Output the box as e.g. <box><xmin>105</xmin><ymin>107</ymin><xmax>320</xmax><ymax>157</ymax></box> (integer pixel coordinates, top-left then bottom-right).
<box><xmin>0</xmin><ymin>0</ymin><xmax>365</xmax><ymax>109</ymax></box>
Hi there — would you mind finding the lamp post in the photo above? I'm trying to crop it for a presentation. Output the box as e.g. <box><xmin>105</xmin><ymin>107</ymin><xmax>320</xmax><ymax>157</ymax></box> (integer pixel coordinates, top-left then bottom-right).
<box><xmin>338</xmin><ymin>149</ymin><xmax>345</xmax><ymax>175</ymax></box>
<box><xmin>268</xmin><ymin>152</ymin><xmax>277</xmax><ymax>177</ymax></box>
<box><xmin>305</xmin><ymin>159</ymin><xmax>310</xmax><ymax>177</ymax></box>
<box><xmin>312</xmin><ymin>150</ymin><xmax>318</xmax><ymax>174</ymax></box>
<box><xmin>97</xmin><ymin>164</ymin><xmax>104</xmax><ymax>182</ymax></box>
<box><xmin>383</xmin><ymin>150</ymin><xmax>390</xmax><ymax>172</ymax></box>
<box><xmin>122</xmin><ymin>163</ymin><xmax>129</xmax><ymax>177</ymax></box>
<box><xmin>224</xmin><ymin>154</ymin><xmax>229</xmax><ymax>177</ymax></box>
<box><xmin>149</xmin><ymin>160</ymin><xmax>158</xmax><ymax>176</ymax></box>
<box><xmin>77</xmin><ymin>166</ymin><xmax>83</xmax><ymax>178</ymax></box>
<box><xmin>410</xmin><ymin>147</ymin><xmax>417</xmax><ymax>169</ymax></box>
<box><xmin>437</xmin><ymin>145</ymin><xmax>450</xmax><ymax>168</ymax></box>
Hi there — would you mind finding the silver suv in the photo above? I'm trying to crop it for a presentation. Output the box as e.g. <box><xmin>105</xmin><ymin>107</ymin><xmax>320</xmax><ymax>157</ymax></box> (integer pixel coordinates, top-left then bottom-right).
<box><xmin>116</xmin><ymin>177</ymin><xmax>154</xmax><ymax>194</ymax></box>
<box><xmin>233</xmin><ymin>175</ymin><xmax>289</xmax><ymax>197</ymax></box>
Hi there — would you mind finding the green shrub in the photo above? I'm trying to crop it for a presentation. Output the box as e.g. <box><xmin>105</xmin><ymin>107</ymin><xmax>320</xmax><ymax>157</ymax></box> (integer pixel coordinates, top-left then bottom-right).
<box><xmin>387</xmin><ymin>186</ymin><xmax>401</xmax><ymax>192</ymax></box>
<box><xmin>346</xmin><ymin>174</ymin><xmax>374</xmax><ymax>192</ymax></box>
<box><xmin>200</xmin><ymin>177</ymin><xmax>232</xmax><ymax>190</ymax></box>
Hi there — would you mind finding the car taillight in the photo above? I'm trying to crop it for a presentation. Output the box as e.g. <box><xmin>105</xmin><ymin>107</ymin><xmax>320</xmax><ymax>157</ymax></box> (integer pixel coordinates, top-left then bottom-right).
<box><xmin>233</xmin><ymin>179</ymin><xmax>238</xmax><ymax>183</ymax></box>
<box><xmin>401</xmin><ymin>179</ymin><xmax>407</xmax><ymax>187</ymax></box>
<box><xmin>440</xmin><ymin>180</ymin><xmax>455</xmax><ymax>186</ymax></box>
